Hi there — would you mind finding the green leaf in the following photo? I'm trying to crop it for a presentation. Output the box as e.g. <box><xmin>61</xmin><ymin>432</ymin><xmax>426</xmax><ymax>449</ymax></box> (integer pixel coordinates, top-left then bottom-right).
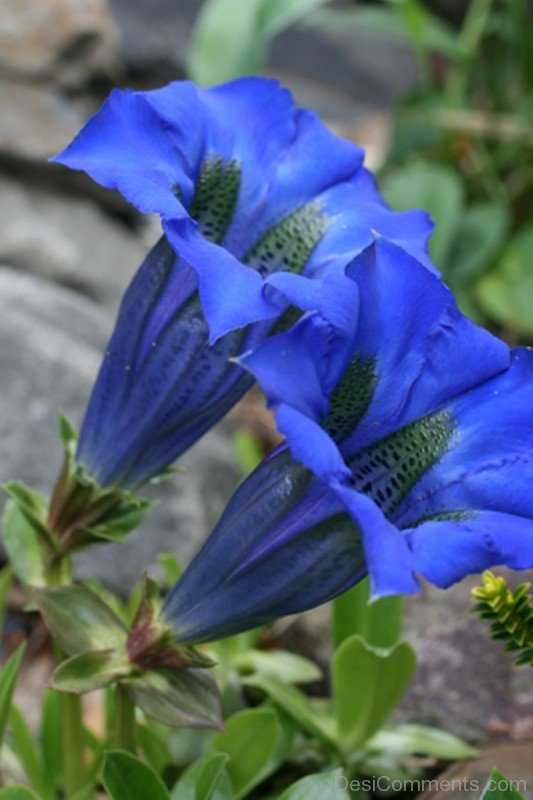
<box><xmin>122</xmin><ymin>668</ymin><xmax>223</xmax><ymax>730</ymax></box>
<box><xmin>171</xmin><ymin>752</ymin><xmax>231</xmax><ymax>800</ymax></box>
<box><xmin>243</xmin><ymin>674</ymin><xmax>337</xmax><ymax>750</ymax></box>
<box><xmin>474</xmin><ymin>225</ymin><xmax>533</xmax><ymax>337</ymax></box>
<box><xmin>10</xmin><ymin>705</ymin><xmax>52</xmax><ymax>800</ymax></box>
<box><xmin>332</xmin><ymin>635</ymin><xmax>416</xmax><ymax>750</ymax></box>
<box><xmin>157</xmin><ymin>553</ymin><xmax>182</xmax><ymax>586</ymax></box>
<box><xmin>137</xmin><ymin>723</ymin><xmax>173</xmax><ymax>775</ymax></box>
<box><xmin>367</xmin><ymin>724</ymin><xmax>477</xmax><ymax>760</ymax></box>
<box><xmin>40</xmin><ymin>690</ymin><xmax>62</xmax><ymax>792</ymax></box>
<box><xmin>332</xmin><ymin>578</ymin><xmax>403</xmax><ymax>650</ymax></box>
<box><xmin>481</xmin><ymin>768</ymin><xmax>526</xmax><ymax>800</ymax></box>
<box><xmin>0</xmin><ymin>788</ymin><xmax>41</xmax><ymax>799</ymax></box>
<box><xmin>308</xmin><ymin>6</ymin><xmax>467</xmax><ymax>61</ymax></box>
<box><xmin>58</xmin><ymin>412</ymin><xmax>77</xmax><ymax>451</ymax></box>
<box><xmin>448</xmin><ymin>202</ymin><xmax>509</xmax><ymax>285</ymax></box>
<box><xmin>34</xmin><ymin>585</ymin><xmax>128</xmax><ymax>657</ymax></box>
<box><xmin>211</xmin><ymin>708</ymin><xmax>282</xmax><ymax>798</ymax></box>
<box><xmin>278</xmin><ymin>769</ymin><xmax>350</xmax><ymax>799</ymax></box>
<box><xmin>382</xmin><ymin>163</ymin><xmax>465</xmax><ymax>267</ymax></box>
<box><xmin>189</xmin><ymin>0</ymin><xmax>266</xmax><ymax>85</ymax></box>
<box><xmin>50</xmin><ymin>650</ymin><xmax>131</xmax><ymax>694</ymax></box>
<box><xmin>233</xmin><ymin>649</ymin><xmax>321</xmax><ymax>684</ymax></box>
<box><xmin>188</xmin><ymin>0</ymin><xmax>329</xmax><ymax>86</ymax></box>
<box><xmin>2</xmin><ymin>499</ymin><xmax>46</xmax><ymax>588</ymax></box>
<box><xmin>0</xmin><ymin>643</ymin><xmax>26</xmax><ymax>750</ymax></box>
<box><xmin>0</xmin><ymin>565</ymin><xmax>13</xmax><ymax>636</ymax></box>
<box><xmin>232</xmin><ymin>430</ymin><xmax>264</xmax><ymax>476</ymax></box>
<box><xmin>259</xmin><ymin>0</ymin><xmax>331</xmax><ymax>38</ymax></box>
<box><xmin>102</xmin><ymin>750</ymin><xmax>170</xmax><ymax>800</ymax></box>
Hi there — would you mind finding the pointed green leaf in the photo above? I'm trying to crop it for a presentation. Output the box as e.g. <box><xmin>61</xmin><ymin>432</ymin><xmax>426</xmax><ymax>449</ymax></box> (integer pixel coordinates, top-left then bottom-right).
<box><xmin>121</xmin><ymin>668</ymin><xmax>223</xmax><ymax>730</ymax></box>
<box><xmin>137</xmin><ymin>723</ymin><xmax>173</xmax><ymax>775</ymax></box>
<box><xmin>51</xmin><ymin>650</ymin><xmax>131</xmax><ymax>694</ymax></box>
<box><xmin>34</xmin><ymin>585</ymin><xmax>128</xmax><ymax>657</ymax></box>
<box><xmin>157</xmin><ymin>553</ymin><xmax>182</xmax><ymax>586</ymax></box>
<box><xmin>58</xmin><ymin>412</ymin><xmax>78</xmax><ymax>450</ymax></box>
<box><xmin>233</xmin><ymin>649</ymin><xmax>321</xmax><ymax>684</ymax></box>
<box><xmin>0</xmin><ymin>788</ymin><xmax>41</xmax><ymax>799</ymax></box>
<box><xmin>2</xmin><ymin>499</ymin><xmax>46</xmax><ymax>588</ymax></box>
<box><xmin>332</xmin><ymin>635</ymin><xmax>416</xmax><ymax>750</ymax></box>
<box><xmin>189</xmin><ymin>0</ymin><xmax>267</xmax><ymax>85</ymax></box>
<box><xmin>211</xmin><ymin>708</ymin><xmax>282</xmax><ymax>799</ymax></box>
<box><xmin>481</xmin><ymin>768</ymin><xmax>526</xmax><ymax>800</ymax></box>
<box><xmin>40</xmin><ymin>689</ymin><xmax>62</xmax><ymax>792</ymax></box>
<box><xmin>243</xmin><ymin>674</ymin><xmax>337</xmax><ymax>750</ymax></box>
<box><xmin>278</xmin><ymin>769</ymin><xmax>350</xmax><ymax>799</ymax></box>
<box><xmin>367</xmin><ymin>724</ymin><xmax>477</xmax><ymax>760</ymax></box>
<box><xmin>0</xmin><ymin>643</ymin><xmax>26</xmax><ymax>750</ymax></box>
<box><xmin>449</xmin><ymin>202</ymin><xmax>509</xmax><ymax>285</ymax></box>
<box><xmin>475</xmin><ymin>225</ymin><xmax>533</xmax><ymax>337</ymax></box>
<box><xmin>10</xmin><ymin>705</ymin><xmax>53</xmax><ymax>800</ymax></box>
<box><xmin>170</xmin><ymin>752</ymin><xmax>230</xmax><ymax>800</ymax></box>
<box><xmin>102</xmin><ymin>750</ymin><xmax>170</xmax><ymax>800</ymax></box>
<box><xmin>0</xmin><ymin>565</ymin><xmax>13</xmax><ymax>636</ymax></box>
<box><xmin>332</xmin><ymin>578</ymin><xmax>403</xmax><ymax>650</ymax></box>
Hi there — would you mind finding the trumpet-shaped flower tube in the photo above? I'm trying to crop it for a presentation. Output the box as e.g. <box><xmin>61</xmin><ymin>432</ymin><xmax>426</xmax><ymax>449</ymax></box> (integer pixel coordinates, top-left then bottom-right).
<box><xmin>52</xmin><ymin>77</ymin><xmax>434</xmax><ymax>489</ymax></box>
<box><xmin>162</xmin><ymin>240</ymin><xmax>533</xmax><ymax>643</ymax></box>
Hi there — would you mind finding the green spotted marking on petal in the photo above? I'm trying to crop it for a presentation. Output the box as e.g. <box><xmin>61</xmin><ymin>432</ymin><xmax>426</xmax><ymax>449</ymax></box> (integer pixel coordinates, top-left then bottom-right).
<box><xmin>244</xmin><ymin>201</ymin><xmax>328</xmax><ymax>277</ymax></box>
<box><xmin>323</xmin><ymin>357</ymin><xmax>378</xmax><ymax>442</ymax></box>
<box><xmin>346</xmin><ymin>409</ymin><xmax>456</xmax><ymax>518</ymax></box>
<box><xmin>189</xmin><ymin>156</ymin><xmax>241</xmax><ymax>244</ymax></box>
<box><xmin>406</xmin><ymin>509</ymin><xmax>477</xmax><ymax>528</ymax></box>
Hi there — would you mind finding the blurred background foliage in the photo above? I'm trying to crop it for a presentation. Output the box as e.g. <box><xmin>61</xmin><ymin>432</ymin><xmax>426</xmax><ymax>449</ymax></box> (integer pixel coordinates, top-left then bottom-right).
<box><xmin>189</xmin><ymin>0</ymin><xmax>533</xmax><ymax>342</ymax></box>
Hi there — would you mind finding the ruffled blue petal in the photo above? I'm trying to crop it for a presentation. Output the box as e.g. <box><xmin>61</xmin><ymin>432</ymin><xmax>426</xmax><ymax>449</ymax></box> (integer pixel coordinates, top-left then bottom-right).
<box><xmin>240</xmin><ymin>272</ymin><xmax>359</xmax><ymax>418</ymax></box>
<box><xmin>163</xmin><ymin>218</ymin><xmax>282</xmax><ymax>342</ymax></box>
<box><xmin>53</xmin><ymin>77</ymin><xmax>435</xmax><ymax>340</ymax></box>
<box><xmin>51</xmin><ymin>84</ymin><xmax>198</xmax><ymax>215</ymax></box>
<box><xmin>406</xmin><ymin>510</ymin><xmax>533</xmax><ymax>588</ymax></box>
<box><xmin>310</xmin><ymin>169</ymin><xmax>436</xmax><ymax>276</ymax></box>
<box><xmin>163</xmin><ymin>448</ymin><xmax>367</xmax><ymax>643</ymax></box>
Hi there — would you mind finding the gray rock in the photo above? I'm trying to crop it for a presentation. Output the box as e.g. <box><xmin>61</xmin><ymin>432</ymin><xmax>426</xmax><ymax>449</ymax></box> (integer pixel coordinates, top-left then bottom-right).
<box><xmin>0</xmin><ymin>176</ymin><xmax>150</xmax><ymax>308</ymax></box>
<box><xmin>0</xmin><ymin>78</ymin><xmax>94</xmax><ymax>164</ymax></box>
<box><xmin>0</xmin><ymin>0</ymin><xmax>119</xmax><ymax>87</ymax></box>
<box><xmin>0</xmin><ymin>267</ymin><xmax>241</xmax><ymax>592</ymax></box>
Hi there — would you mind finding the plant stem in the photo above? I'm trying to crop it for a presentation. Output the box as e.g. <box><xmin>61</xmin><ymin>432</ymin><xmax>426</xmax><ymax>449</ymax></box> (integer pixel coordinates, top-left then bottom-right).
<box><xmin>445</xmin><ymin>0</ymin><xmax>494</xmax><ymax>105</ymax></box>
<box><xmin>60</xmin><ymin>692</ymin><xmax>86</xmax><ymax>798</ymax></box>
<box><xmin>113</xmin><ymin>684</ymin><xmax>136</xmax><ymax>753</ymax></box>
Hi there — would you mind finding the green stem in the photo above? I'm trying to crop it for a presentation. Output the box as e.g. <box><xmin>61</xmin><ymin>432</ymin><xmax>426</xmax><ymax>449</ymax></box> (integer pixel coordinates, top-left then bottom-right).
<box><xmin>445</xmin><ymin>0</ymin><xmax>494</xmax><ymax>105</ymax></box>
<box><xmin>44</xmin><ymin>553</ymin><xmax>72</xmax><ymax>587</ymax></box>
<box><xmin>60</xmin><ymin>692</ymin><xmax>86</xmax><ymax>798</ymax></box>
<box><xmin>113</xmin><ymin>684</ymin><xmax>136</xmax><ymax>753</ymax></box>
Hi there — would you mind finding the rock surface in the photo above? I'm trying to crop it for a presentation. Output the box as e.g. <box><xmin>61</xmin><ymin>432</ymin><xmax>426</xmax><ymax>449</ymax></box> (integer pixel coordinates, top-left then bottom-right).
<box><xmin>0</xmin><ymin>0</ymin><xmax>119</xmax><ymax>86</ymax></box>
<box><xmin>0</xmin><ymin>176</ymin><xmax>149</xmax><ymax>307</ymax></box>
<box><xmin>0</xmin><ymin>78</ymin><xmax>93</xmax><ymax>163</ymax></box>
<box><xmin>0</xmin><ymin>268</ymin><xmax>242</xmax><ymax>592</ymax></box>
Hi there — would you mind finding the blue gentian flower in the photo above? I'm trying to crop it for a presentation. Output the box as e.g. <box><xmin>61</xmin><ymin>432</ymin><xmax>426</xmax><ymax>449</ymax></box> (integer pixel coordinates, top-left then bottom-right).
<box><xmin>52</xmin><ymin>77</ymin><xmax>434</xmax><ymax>488</ymax></box>
<box><xmin>162</xmin><ymin>240</ymin><xmax>533</xmax><ymax>643</ymax></box>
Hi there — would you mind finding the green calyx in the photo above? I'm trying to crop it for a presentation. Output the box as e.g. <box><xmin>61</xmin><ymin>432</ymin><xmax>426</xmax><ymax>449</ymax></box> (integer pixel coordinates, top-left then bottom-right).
<box><xmin>1</xmin><ymin>414</ymin><xmax>151</xmax><ymax>588</ymax></box>
<box><xmin>126</xmin><ymin>577</ymin><xmax>214</xmax><ymax>671</ymax></box>
<box><xmin>35</xmin><ymin>580</ymin><xmax>222</xmax><ymax>729</ymax></box>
